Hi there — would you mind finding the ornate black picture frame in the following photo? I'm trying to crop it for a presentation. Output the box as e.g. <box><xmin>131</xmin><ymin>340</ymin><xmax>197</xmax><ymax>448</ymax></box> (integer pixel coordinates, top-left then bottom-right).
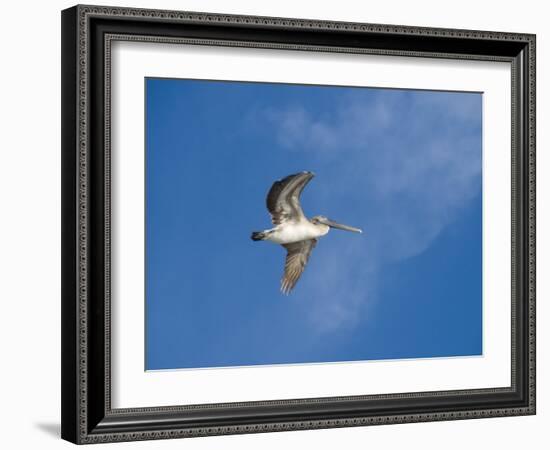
<box><xmin>61</xmin><ymin>4</ymin><xmax>536</xmax><ymax>444</ymax></box>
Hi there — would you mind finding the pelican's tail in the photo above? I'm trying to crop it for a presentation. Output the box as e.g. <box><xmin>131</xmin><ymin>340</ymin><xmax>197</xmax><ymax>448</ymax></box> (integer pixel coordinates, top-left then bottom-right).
<box><xmin>251</xmin><ymin>231</ymin><xmax>267</xmax><ymax>241</ymax></box>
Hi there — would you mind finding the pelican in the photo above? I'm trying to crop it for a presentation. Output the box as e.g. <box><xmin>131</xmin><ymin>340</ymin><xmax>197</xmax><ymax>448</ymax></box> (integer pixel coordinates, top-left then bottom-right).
<box><xmin>251</xmin><ymin>171</ymin><xmax>362</xmax><ymax>294</ymax></box>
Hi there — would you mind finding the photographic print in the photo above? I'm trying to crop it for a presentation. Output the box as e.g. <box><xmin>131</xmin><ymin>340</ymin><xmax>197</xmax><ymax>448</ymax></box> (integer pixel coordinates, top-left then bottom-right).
<box><xmin>62</xmin><ymin>7</ymin><xmax>535</xmax><ymax>442</ymax></box>
<box><xmin>145</xmin><ymin>78</ymin><xmax>482</xmax><ymax>371</ymax></box>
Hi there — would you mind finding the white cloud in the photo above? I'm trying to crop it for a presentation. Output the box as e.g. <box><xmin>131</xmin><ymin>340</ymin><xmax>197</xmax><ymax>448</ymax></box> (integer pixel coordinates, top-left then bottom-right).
<box><xmin>262</xmin><ymin>89</ymin><xmax>482</xmax><ymax>334</ymax></box>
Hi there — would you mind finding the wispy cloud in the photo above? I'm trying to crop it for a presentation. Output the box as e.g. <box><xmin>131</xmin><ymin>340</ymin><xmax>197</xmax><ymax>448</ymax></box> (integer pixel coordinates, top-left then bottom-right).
<box><xmin>259</xmin><ymin>89</ymin><xmax>482</xmax><ymax>334</ymax></box>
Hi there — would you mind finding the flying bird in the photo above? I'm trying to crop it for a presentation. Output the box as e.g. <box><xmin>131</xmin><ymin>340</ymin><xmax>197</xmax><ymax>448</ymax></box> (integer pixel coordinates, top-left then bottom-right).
<box><xmin>251</xmin><ymin>171</ymin><xmax>362</xmax><ymax>294</ymax></box>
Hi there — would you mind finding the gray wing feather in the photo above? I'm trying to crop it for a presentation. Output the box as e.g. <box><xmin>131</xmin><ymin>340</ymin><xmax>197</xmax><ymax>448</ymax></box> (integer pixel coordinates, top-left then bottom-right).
<box><xmin>266</xmin><ymin>172</ymin><xmax>314</xmax><ymax>225</ymax></box>
<box><xmin>281</xmin><ymin>239</ymin><xmax>317</xmax><ymax>294</ymax></box>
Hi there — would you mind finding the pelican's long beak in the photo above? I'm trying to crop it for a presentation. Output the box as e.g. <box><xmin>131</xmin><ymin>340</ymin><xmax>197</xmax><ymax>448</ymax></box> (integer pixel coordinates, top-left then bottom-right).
<box><xmin>321</xmin><ymin>218</ymin><xmax>362</xmax><ymax>234</ymax></box>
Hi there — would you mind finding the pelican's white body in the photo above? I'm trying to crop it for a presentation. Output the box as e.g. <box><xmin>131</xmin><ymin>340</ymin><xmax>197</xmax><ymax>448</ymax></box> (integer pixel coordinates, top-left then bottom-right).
<box><xmin>265</xmin><ymin>220</ymin><xmax>329</xmax><ymax>244</ymax></box>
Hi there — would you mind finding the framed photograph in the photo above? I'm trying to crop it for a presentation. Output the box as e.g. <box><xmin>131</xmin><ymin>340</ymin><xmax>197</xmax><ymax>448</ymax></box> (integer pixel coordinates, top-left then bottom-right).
<box><xmin>61</xmin><ymin>4</ymin><xmax>536</xmax><ymax>444</ymax></box>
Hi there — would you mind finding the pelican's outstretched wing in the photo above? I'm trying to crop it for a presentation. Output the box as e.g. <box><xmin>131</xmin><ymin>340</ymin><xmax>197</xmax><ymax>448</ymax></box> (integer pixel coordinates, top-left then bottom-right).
<box><xmin>266</xmin><ymin>172</ymin><xmax>314</xmax><ymax>225</ymax></box>
<box><xmin>281</xmin><ymin>239</ymin><xmax>317</xmax><ymax>294</ymax></box>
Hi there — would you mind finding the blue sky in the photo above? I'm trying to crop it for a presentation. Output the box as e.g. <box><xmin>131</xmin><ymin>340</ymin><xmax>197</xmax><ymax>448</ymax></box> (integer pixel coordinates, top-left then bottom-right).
<box><xmin>145</xmin><ymin>78</ymin><xmax>482</xmax><ymax>370</ymax></box>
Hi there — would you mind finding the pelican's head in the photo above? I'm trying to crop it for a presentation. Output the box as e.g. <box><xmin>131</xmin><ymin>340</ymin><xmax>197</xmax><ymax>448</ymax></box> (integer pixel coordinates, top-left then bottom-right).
<box><xmin>311</xmin><ymin>215</ymin><xmax>363</xmax><ymax>234</ymax></box>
